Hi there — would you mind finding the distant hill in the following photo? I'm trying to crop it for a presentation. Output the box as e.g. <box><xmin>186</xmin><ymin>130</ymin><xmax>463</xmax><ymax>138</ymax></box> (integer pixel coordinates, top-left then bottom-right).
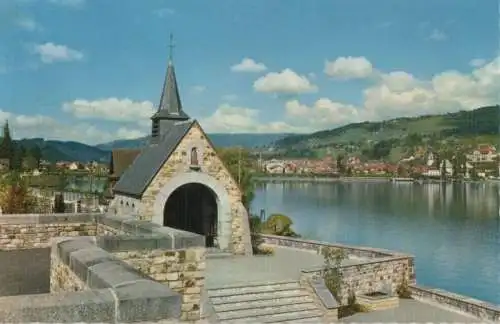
<box><xmin>16</xmin><ymin>138</ymin><xmax>110</xmax><ymax>163</ymax></box>
<box><xmin>272</xmin><ymin>105</ymin><xmax>499</xmax><ymax>161</ymax></box>
<box><xmin>96</xmin><ymin>133</ymin><xmax>289</xmax><ymax>151</ymax></box>
<box><xmin>13</xmin><ymin>133</ymin><xmax>288</xmax><ymax>163</ymax></box>
<box><xmin>275</xmin><ymin>106</ymin><xmax>499</xmax><ymax>149</ymax></box>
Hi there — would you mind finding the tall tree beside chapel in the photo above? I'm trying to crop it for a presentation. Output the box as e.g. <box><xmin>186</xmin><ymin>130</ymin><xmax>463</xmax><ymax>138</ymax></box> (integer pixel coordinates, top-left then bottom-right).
<box><xmin>0</xmin><ymin>121</ymin><xmax>15</xmax><ymax>169</ymax></box>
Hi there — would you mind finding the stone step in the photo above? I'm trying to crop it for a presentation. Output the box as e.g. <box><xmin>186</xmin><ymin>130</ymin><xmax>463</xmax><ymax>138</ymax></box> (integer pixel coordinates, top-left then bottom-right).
<box><xmin>213</xmin><ymin>295</ymin><xmax>315</xmax><ymax>312</ymax></box>
<box><xmin>218</xmin><ymin>302</ymin><xmax>319</xmax><ymax>321</ymax></box>
<box><xmin>275</xmin><ymin>317</ymin><xmax>324</xmax><ymax>323</ymax></box>
<box><xmin>210</xmin><ymin>289</ymin><xmax>308</xmax><ymax>305</ymax></box>
<box><xmin>221</xmin><ymin>309</ymin><xmax>324</xmax><ymax>323</ymax></box>
<box><xmin>208</xmin><ymin>281</ymin><xmax>301</xmax><ymax>297</ymax></box>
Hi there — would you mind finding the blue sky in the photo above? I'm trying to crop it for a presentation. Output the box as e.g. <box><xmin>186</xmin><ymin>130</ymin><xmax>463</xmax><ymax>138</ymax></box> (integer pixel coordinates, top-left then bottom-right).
<box><xmin>0</xmin><ymin>0</ymin><xmax>498</xmax><ymax>144</ymax></box>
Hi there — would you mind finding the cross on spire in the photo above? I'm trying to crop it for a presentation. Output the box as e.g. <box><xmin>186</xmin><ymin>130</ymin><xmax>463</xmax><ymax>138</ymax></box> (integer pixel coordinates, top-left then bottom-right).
<box><xmin>168</xmin><ymin>33</ymin><xmax>175</xmax><ymax>63</ymax></box>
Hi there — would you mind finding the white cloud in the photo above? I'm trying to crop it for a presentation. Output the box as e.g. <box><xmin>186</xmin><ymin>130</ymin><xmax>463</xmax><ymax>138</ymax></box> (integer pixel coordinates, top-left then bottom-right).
<box><xmin>200</xmin><ymin>103</ymin><xmax>305</xmax><ymax>133</ymax></box>
<box><xmin>48</xmin><ymin>0</ymin><xmax>85</xmax><ymax>8</ymax></box>
<box><xmin>231</xmin><ymin>58</ymin><xmax>267</xmax><ymax>73</ymax></box>
<box><xmin>62</xmin><ymin>98</ymin><xmax>155</xmax><ymax>123</ymax></box>
<box><xmin>284</xmin><ymin>56</ymin><xmax>500</xmax><ymax>131</ymax></box>
<box><xmin>428</xmin><ymin>29</ymin><xmax>447</xmax><ymax>41</ymax></box>
<box><xmin>33</xmin><ymin>42</ymin><xmax>84</xmax><ymax>64</ymax></box>
<box><xmin>285</xmin><ymin>99</ymin><xmax>360</xmax><ymax>129</ymax></box>
<box><xmin>469</xmin><ymin>58</ymin><xmax>486</xmax><ymax>68</ymax></box>
<box><xmin>16</xmin><ymin>17</ymin><xmax>41</xmax><ymax>31</ymax></box>
<box><xmin>0</xmin><ymin>108</ymin><xmax>145</xmax><ymax>145</ymax></box>
<box><xmin>324</xmin><ymin>56</ymin><xmax>374</xmax><ymax>79</ymax></box>
<box><xmin>190</xmin><ymin>85</ymin><xmax>206</xmax><ymax>94</ymax></box>
<box><xmin>254</xmin><ymin>69</ymin><xmax>318</xmax><ymax>94</ymax></box>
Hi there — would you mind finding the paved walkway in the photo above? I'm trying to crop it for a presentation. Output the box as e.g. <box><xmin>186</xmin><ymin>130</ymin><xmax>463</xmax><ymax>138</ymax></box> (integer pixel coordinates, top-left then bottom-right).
<box><xmin>206</xmin><ymin>246</ymin><xmax>365</xmax><ymax>288</ymax></box>
<box><xmin>343</xmin><ymin>299</ymin><xmax>480</xmax><ymax>323</ymax></box>
<box><xmin>205</xmin><ymin>246</ymin><xmax>484</xmax><ymax>323</ymax></box>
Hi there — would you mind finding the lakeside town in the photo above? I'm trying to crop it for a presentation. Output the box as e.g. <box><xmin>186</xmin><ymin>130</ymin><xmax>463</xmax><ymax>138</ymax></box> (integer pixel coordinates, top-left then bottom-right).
<box><xmin>260</xmin><ymin>143</ymin><xmax>499</xmax><ymax>180</ymax></box>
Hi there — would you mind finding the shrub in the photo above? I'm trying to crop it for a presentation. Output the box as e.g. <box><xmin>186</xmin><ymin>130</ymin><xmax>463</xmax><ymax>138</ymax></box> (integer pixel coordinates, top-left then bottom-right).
<box><xmin>396</xmin><ymin>275</ymin><xmax>412</xmax><ymax>299</ymax></box>
<box><xmin>256</xmin><ymin>243</ymin><xmax>274</xmax><ymax>255</ymax></box>
<box><xmin>320</xmin><ymin>246</ymin><xmax>346</xmax><ymax>303</ymax></box>
<box><xmin>262</xmin><ymin>213</ymin><xmax>299</xmax><ymax>237</ymax></box>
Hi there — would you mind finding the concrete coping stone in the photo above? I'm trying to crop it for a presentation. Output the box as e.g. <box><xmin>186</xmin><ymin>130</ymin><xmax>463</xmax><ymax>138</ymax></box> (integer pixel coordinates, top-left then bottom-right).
<box><xmin>51</xmin><ymin>236</ymin><xmax>182</xmax><ymax>322</ymax></box>
<box><xmin>260</xmin><ymin>234</ymin><xmax>413</xmax><ymax>258</ymax></box>
<box><xmin>309</xmin><ymin>277</ymin><xmax>339</xmax><ymax>309</ymax></box>
<box><xmin>300</xmin><ymin>255</ymin><xmax>411</xmax><ymax>274</ymax></box>
<box><xmin>97</xmin><ymin>214</ymin><xmax>205</xmax><ymax>249</ymax></box>
<box><xmin>410</xmin><ymin>285</ymin><xmax>500</xmax><ymax>313</ymax></box>
<box><xmin>0</xmin><ymin>212</ymin><xmax>103</xmax><ymax>225</ymax></box>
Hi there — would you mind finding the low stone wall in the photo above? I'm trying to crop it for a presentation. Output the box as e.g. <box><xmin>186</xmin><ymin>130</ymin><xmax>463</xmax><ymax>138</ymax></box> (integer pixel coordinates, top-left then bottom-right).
<box><xmin>410</xmin><ymin>285</ymin><xmax>500</xmax><ymax>323</ymax></box>
<box><xmin>0</xmin><ymin>213</ymin><xmax>101</xmax><ymax>250</ymax></box>
<box><xmin>261</xmin><ymin>234</ymin><xmax>404</xmax><ymax>259</ymax></box>
<box><xmin>0</xmin><ymin>212</ymin><xmax>207</xmax><ymax>322</ymax></box>
<box><xmin>50</xmin><ymin>244</ymin><xmax>86</xmax><ymax>292</ymax></box>
<box><xmin>262</xmin><ymin>235</ymin><xmax>415</xmax><ymax>305</ymax></box>
<box><xmin>0</xmin><ymin>236</ymin><xmax>182</xmax><ymax>322</ymax></box>
<box><xmin>301</xmin><ymin>256</ymin><xmax>413</xmax><ymax>305</ymax></box>
<box><xmin>114</xmin><ymin>248</ymin><xmax>205</xmax><ymax>321</ymax></box>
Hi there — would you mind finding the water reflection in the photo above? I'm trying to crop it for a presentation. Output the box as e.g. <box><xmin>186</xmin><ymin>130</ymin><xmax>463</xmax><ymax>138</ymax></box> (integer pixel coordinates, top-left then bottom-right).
<box><xmin>252</xmin><ymin>181</ymin><xmax>500</xmax><ymax>305</ymax></box>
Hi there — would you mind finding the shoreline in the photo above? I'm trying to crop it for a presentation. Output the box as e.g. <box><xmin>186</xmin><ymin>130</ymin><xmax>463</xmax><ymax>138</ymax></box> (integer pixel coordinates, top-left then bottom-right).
<box><xmin>254</xmin><ymin>175</ymin><xmax>494</xmax><ymax>184</ymax></box>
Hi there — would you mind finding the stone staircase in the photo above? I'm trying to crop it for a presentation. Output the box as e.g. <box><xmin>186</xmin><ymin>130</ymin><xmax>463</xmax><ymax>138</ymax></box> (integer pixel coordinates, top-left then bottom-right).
<box><xmin>207</xmin><ymin>280</ymin><xmax>324</xmax><ymax>323</ymax></box>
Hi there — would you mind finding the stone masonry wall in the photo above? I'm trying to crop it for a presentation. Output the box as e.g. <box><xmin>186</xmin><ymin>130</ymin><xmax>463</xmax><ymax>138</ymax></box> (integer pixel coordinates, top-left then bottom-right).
<box><xmin>0</xmin><ymin>222</ymin><xmax>97</xmax><ymax>250</ymax></box>
<box><xmin>139</xmin><ymin>123</ymin><xmax>251</xmax><ymax>255</ymax></box>
<box><xmin>301</xmin><ymin>257</ymin><xmax>413</xmax><ymax>305</ymax></box>
<box><xmin>50</xmin><ymin>251</ymin><xmax>87</xmax><ymax>293</ymax></box>
<box><xmin>113</xmin><ymin>247</ymin><xmax>205</xmax><ymax>321</ymax></box>
<box><xmin>265</xmin><ymin>234</ymin><xmax>415</xmax><ymax>306</ymax></box>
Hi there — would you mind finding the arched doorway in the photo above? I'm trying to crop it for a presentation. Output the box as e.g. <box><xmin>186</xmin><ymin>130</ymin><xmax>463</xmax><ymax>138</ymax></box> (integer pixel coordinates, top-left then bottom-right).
<box><xmin>163</xmin><ymin>183</ymin><xmax>218</xmax><ymax>247</ymax></box>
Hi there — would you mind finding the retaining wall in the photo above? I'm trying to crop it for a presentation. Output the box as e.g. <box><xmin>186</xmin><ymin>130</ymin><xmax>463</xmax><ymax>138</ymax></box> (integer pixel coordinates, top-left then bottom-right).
<box><xmin>410</xmin><ymin>285</ymin><xmax>500</xmax><ymax>323</ymax></box>
<box><xmin>261</xmin><ymin>234</ymin><xmax>499</xmax><ymax>322</ymax></box>
<box><xmin>0</xmin><ymin>212</ymin><xmax>206</xmax><ymax>322</ymax></box>
<box><xmin>262</xmin><ymin>234</ymin><xmax>415</xmax><ymax>304</ymax></box>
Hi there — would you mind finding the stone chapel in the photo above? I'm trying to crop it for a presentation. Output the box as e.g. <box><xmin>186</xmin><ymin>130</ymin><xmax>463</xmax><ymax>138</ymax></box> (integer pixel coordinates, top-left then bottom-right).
<box><xmin>108</xmin><ymin>38</ymin><xmax>252</xmax><ymax>256</ymax></box>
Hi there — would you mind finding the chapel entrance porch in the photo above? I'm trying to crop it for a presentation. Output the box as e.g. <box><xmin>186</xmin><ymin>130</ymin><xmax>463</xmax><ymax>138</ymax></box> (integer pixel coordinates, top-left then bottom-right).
<box><xmin>163</xmin><ymin>182</ymin><xmax>218</xmax><ymax>247</ymax></box>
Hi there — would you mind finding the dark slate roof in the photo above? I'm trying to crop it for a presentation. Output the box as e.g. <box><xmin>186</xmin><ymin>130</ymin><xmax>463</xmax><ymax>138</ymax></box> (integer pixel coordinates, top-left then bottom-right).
<box><xmin>157</xmin><ymin>61</ymin><xmax>183</xmax><ymax>116</ymax></box>
<box><xmin>109</xmin><ymin>149</ymin><xmax>142</xmax><ymax>178</ymax></box>
<box><xmin>113</xmin><ymin>120</ymin><xmax>195</xmax><ymax>198</ymax></box>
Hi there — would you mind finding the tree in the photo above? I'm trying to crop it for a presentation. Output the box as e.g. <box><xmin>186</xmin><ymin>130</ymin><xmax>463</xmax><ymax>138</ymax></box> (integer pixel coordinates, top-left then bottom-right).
<box><xmin>217</xmin><ymin>147</ymin><xmax>255</xmax><ymax>210</ymax></box>
<box><xmin>27</xmin><ymin>146</ymin><xmax>42</xmax><ymax>169</ymax></box>
<box><xmin>0</xmin><ymin>173</ymin><xmax>37</xmax><ymax>214</ymax></box>
<box><xmin>0</xmin><ymin>121</ymin><xmax>15</xmax><ymax>169</ymax></box>
<box><xmin>11</xmin><ymin>145</ymin><xmax>25</xmax><ymax>171</ymax></box>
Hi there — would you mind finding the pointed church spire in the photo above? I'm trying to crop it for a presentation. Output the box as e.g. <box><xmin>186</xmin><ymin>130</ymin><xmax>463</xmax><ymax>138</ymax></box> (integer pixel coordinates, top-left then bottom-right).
<box><xmin>151</xmin><ymin>33</ymin><xmax>190</xmax><ymax>144</ymax></box>
<box><xmin>157</xmin><ymin>33</ymin><xmax>185</xmax><ymax>116</ymax></box>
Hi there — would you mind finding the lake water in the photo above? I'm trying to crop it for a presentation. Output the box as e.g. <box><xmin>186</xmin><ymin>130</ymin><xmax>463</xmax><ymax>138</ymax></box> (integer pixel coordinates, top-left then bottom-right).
<box><xmin>251</xmin><ymin>181</ymin><xmax>500</xmax><ymax>305</ymax></box>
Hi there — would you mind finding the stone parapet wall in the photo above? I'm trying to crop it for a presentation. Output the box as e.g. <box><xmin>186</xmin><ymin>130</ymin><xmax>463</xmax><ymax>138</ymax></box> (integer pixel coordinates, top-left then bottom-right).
<box><xmin>261</xmin><ymin>234</ymin><xmax>404</xmax><ymax>259</ymax></box>
<box><xmin>50</xmin><ymin>247</ymin><xmax>86</xmax><ymax>292</ymax></box>
<box><xmin>0</xmin><ymin>213</ymin><xmax>101</xmax><ymax>250</ymax></box>
<box><xmin>114</xmin><ymin>248</ymin><xmax>205</xmax><ymax>321</ymax></box>
<box><xmin>410</xmin><ymin>285</ymin><xmax>500</xmax><ymax>323</ymax></box>
<box><xmin>0</xmin><ymin>212</ymin><xmax>207</xmax><ymax>322</ymax></box>
<box><xmin>300</xmin><ymin>256</ymin><xmax>413</xmax><ymax>305</ymax></box>
<box><xmin>262</xmin><ymin>234</ymin><xmax>415</xmax><ymax>306</ymax></box>
<box><xmin>1</xmin><ymin>236</ymin><xmax>182</xmax><ymax>322</ymax></box>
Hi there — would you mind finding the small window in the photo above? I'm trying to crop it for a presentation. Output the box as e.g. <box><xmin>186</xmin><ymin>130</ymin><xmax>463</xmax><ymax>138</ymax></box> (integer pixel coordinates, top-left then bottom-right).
<box><xmin>132</xmin><ymin>203</ymin><xmax>135</xmax><ymax>208</ymax></box>
<box><xmin>126</xmin><ymin>202</ymin><xmax>129</xmax><ymax>206</ymax></box>
<box><xmin>120</xmin><ymin>200</ymin><xmax>123</xmax><ymax>205</ymax></box>
<box><xmin>190</xmin><ymin>147</ymin><xmax>199</xmax><ymax>166</ymax></box>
